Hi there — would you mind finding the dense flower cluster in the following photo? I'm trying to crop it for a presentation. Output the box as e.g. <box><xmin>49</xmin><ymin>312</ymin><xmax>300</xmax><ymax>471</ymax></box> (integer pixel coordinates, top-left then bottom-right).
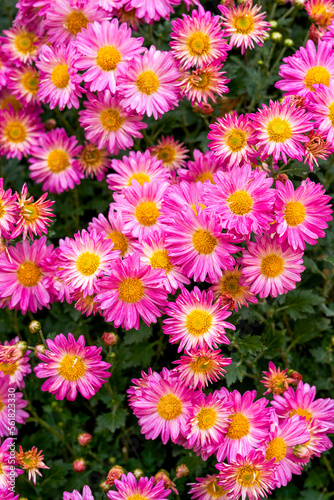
<box><xmin>0</xmin><ymin>0</ymin><xmax>333</xmax><ymax>498</ymax></box>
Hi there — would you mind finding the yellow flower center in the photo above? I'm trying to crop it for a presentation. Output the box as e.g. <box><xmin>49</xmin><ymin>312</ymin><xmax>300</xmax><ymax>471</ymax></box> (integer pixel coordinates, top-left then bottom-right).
<box><xmin>81</xmin><ymin>145</ymin><xmax>102</xmax><ymax>167</ymax></box>
<box><xmin>5</xmin><ymin>121</ymin><xmax>27</xmax><ymax>143</ymax></box>
<box><xmin>328</xmin><ymin>102</ymin><xmax>334</xmax><ymax>125</ymax></box>
<box><xmin>0</xmin><ymin>201</ymin><xmax>4</xmax><ymax>219</ymax></box>
<box><xmin>267</xmin><ymin>117</ymin><xmax>292</xmax><ymax>143</ymax></box>
<box><xmin>261</xmin><ymin>254</ymin><xmax>284</xmax><ymax>278</ymax></box>
<box><xmin>128</xmin><ymin>496</ymin><xmax>147</xmax><ymax>500</ymax></box>
<box><xmin>14</xmin><ymin>32</ymin><xmax>35</xmax><ymax>54</ymax></box>
<box><xmin>136</xmin><ymin>70</ymin><xmax>160</xmax><ymax>95</ymax></box>
<box><xmin>310</xmin><ymin>4</ymin><xmax>332</xmax><ymax>26</ymax></box>
<box><xmin>1</xmin><ymin>96</ymin><xmax>21</xmax><ymax>112</ymax></box>
<box><xmin>21</xmin><ymin>71</ymin><xmax>39</xmax><ymax>93</ymax></box>
<box><xmin>192</xmin><ymin>72</ymin><xmax>211</xmax><ymax>90</ymax></box>
<box><xmin>0</xmin><ymin>402</ymin><xmax>3</xmax><ymax>414</ymax></box>
<box><xmin>66</xmin><ymin>11</ymin><xmax>88</xmax><ymax>35</ymax></box>
<box><xmin>118</xmin><ymin>277</ymin><xmax>144</xmax><ymax>303</ymax></box>
<box><xmin>186</xmin><ymin>309</ymin><xmax>213</xmax><ymax>336</ymax></box>
<box><xmin>51</xmin><ymin>64</ymin><xmax>70</xmax><ymax>89</ymax></box>
<box><xmin>265</xmin><ymin>437</ymin><xmax>287</xmax><ymax>462</ymax></box>
<box><xmin>47</xmin><ymin>150</ymin><xmax>70</xmax><ymax>173</ymax></box>
<box><xmin>237</xmin><ymin>465</ymin><xmax>259</xmax><ymax>487</ymax></box>
<box><xmin>23</xmin><ymin>204</ymin><xmax>39</xmax><ymax>222</ymax></box>
<box><xmin>0</xmin><ymin>361</ymin><xmax>18</xmax><ymax>376</ymax></box>
<box><xmin>187</xmin><ymin>32</ymin><xmax>211</xmax><ymax>56</ymax></box>
<box><xmin>17</xmin><ymin>261</ymin><xmax>42</xmax><ymax>287</ymax></box>
<box><xmin>100</xmin><ymin>109</ymin><xmax>124</xmax><ymax>131</ymax></box>
<box><xmin>58</xmin><ymin>355</ymin><xmax>86</xmax><ymax>381</ymax></box>
<box><xmin>284</xmin><ymin>201</ymin><xmax>306</xmax><ymax>226</ymax></box>
<box><xmin>157</xmin><ymin>393</ymin><xmax>182</xmax><ymax>420</ymax></box>
<box><xmin>192</xmin><ymin>229</ymin><xmax>217</xmax><ymax>255</ymax></box>
<box><xmin>96</xmin><ymin>46</ymin><xmax>122</xmax><ymax>71</ymax></box>
<box><xmin>76</xmin><ymin>252</ymin><xmax>101</xmax><ymax>276</ymax></box>
<box><xmin>196</xmin><ymin>407</ymin><xmax>217</xmax><ymax>430</ymax></box>
<box><xmin>128</xmin><ymin>172</ymin><xmax>150</xmax><ymax>187</ymax></box>
<box><xmin>227</xmin><ymin>190</ymin><xmax>253</xmax><ymax>216</ymax></box>
<box><xmin>304</xmin><ymin>65</ymin><xmax>330</xmax><ymax>91</ymax></box>
<box><xmin>289</xmin><ymin>408</ymin><xmax>313</xmax><ymax>420</ymax></box>
<box><xmin>220</xmin><ymin>274</ymin><xmax>241</xmax><ymax>296</ymax></box>
<box><xmin>108</xmin><ymin>231</ymin><xmax>128</xmax><ymax>256</ymax></box>
<box><xmin>156</xmin><ymin>145</ymin><xmax>176</xmax><ymax>164</ymax></box>
<box><xmin>150</xmin><ymin>250</ymin><xmax>173</xmax><ymax>273</ymax></box>
<box><xmin>196</xmin><ymin>171</ymin><xmax>214</xmax><ymax>183</ymax></box>
<box><xmin>227</xmin><ymin>413</ymin><xmax>250</xmax><ymax>440</ymax></box>
<box><xmin>206</xmin><ymin>479</ymin><xmax>226</xmax><ymax>498</ymax></box>
<box><xmin>190</xmin><ymin>356</ymin><xmax>213</xmax><ymax>373</ymax></box>
<box><xmin>135</xmin><ymin>201</ymin><xmax>160</xmax><ymax>226</ymax></box>
<box><xmin>226</xmin><ymin>129</ymin><xmax>247</xmax><ymax>152</ymax></box>
<box><xmin>233</xmin><ymin>15</ymin><xmax>255</xmax><ymax>34</ymax></box>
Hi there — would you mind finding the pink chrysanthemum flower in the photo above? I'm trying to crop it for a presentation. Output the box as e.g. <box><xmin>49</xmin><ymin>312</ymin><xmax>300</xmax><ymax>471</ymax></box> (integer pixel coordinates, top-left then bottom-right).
<box><xmin>34</xmin><ymin>333</ymin><xmax>111</xmax><ymax>401</ymax></box>
<box><xmin>292</xmin><ymin>417</ymin><xmax>333</xmax><ymax>462</ymax></box>
<box><xmin>37</xmin><ymin>44</ymin><xmax>84</xmax><ymax>110</ymax></box>
<box><xmin>0</xmin><ymin>337</ymin><xmax>31</xmax><ymax>389</ymax></box>
<box><xmin>0</xmin><ymin>179</ymin><xmax>17</xmax><ymax>239</ymax></box>
<box><xmin>0</xmin><ymin>489</ymin><xmax>19</xmax><ymax>500</ymax></box>
<box><xmin>149</xmin><ymin>136</ymin><xmax>189</xmax><ymax>171</ymax></box>
<box><xmin>118</xmin><ymin>46</ymin><xmax>180</xmax><ymax>119</ymax></box>
<box><xmin>160</xmin><ymin>181</ymin><xmax>205</xmax><ymax>220</ymax></box>
<box><xmin>95</xmin><ymin>252</ymin><xmax>168</xmax><ymax>330</ymax></box>
<box><xmin>163</xmin><ymin>286</ymin><xmax>234</xmax><ymax>352</ymax></box>
<box><xmin>0</xmin><ymin>374</ymin><xmax>29</xmax><ymax>437</ymax></box>
<box><xmin>271</xmin><ymin>380</ymin><xmax>334</xmax><ymax>434</ymax></box>
<box><xmin>180</xmin><ymin>62</ymin><xmax>229</xmax><ymax>106</ymax></box>
<box><xmin>239</xmin><ymin>234</ymin><xmax>305</xmax><ymax>299</ymax></box>
<box><xmin>216</xmin><ymin>449</ymin><xmax>276</xmax><ymax>500</ymax></box>
<box><xmin>305</xmin><ymin>0</ymin><xmax>334</xmax><ymax>28</ymax></box>
<box><xmin>164</xmin><ymin>206</ymin><xmax>240</xmax><ymax>282</ymax></box>
<box><xmin>260</xmin><ymin>362</ymin><xmax>295</xmax><ymax>396</ymax></box>
<box><xmin>0</xmin><ymin>48</ymin><xmax>11</xmax><ymax>90</ymax></box>
<box><xmin>1</xmin><ymin>26</ymin><xmax>40</xmax><ymax>65</ymax></box>
<box><xmin>187</xmin><ymin>392</ymin><xmax>233</xmax><ymax>450</ymax></box>
<box><xmin>139</xmin><ymin>232</ymin><xmax>190</xmax><ymax>293</ymax></box>
<box><xmin>98</xmin><ymin>0</ymin><xmax>124</xmax><ymax>12</ymax></box>
<box><xmin>79</xmin><ymin>91</ymin><xmax>147</xmax><ymax>155</ymax></box>
<box><xmin>107</xmin><ymin>150</ymin><xmax>169</xmax><ymax>192</ymax></box>
<box><xmin>108</xmin><ymin>472</ymin><xmax>171</xmax><ymax>500</ymax></box>
<box><xmin>276</xmin><ymin>40</ymin><xmax>334</xmax><ymax>97</ymax></box>
<box><xmin>113</xmin><ymin>180</ymin><xmax>168</xmax><ymax>240</ymax></box>
<box><xmin>0</xmin><ymin>438</ymin><xmax>23</xmax><ymax>489</ymax></box>
<box><xmin>209</xmin><ymin>266</ymin><xmax>258</xmax><ymax>312</ymax></box>
<box><xmin>178</xmin><ymin>150</ymin><xmax>224</xmax><ymax>185</ymax></box>
<box><xmin>131</xmin><ymin>375</ymin><xmax>195</xmax><ymax>444</ymax></box>
<box><xmin>73</xmin><ymin>290</ymin><xmax>99</xmax><ymax>317</ymax></box>
<box><xmin>126</xmin><ymin>0</ymin><xmax>174</xmax><ymax>23</ymax></box>
<box><xmin>0</xmin><ymin>106</ymin><xmax>43</xmax><ymax>160</ymax></box>
<box><xmin>173</xmin><ymin>346</ymin><xmax>232</xmax><ymax>390</ymax></box>
<box><xmin>114</xmin><ymin>6</ymin><xmax>142</xmax><ymax>32</ymax></box>
<box><xmin>0</xmin><ymin>88</ymin><xmax>22</xmax><ymax>112</ymax></box>
<box><xmin>306</xmin><ymin>79</ymin><xmax>334</xmax><ymax>145</ymax></box>
<box><xmin>202</xmin><ymin>165</ymin><xmax>275</xmax><ymax>237</ymax></box>
<box><xmin>89</xmin><ymin>206</ymin><xmax>138</xmax><ymax>258</ymax></box>
<box><xmin>76</xmin><ymin>142</ymin><xmax>109</xmax><ymax>181</ymax></box>
<box><xmin>215</xmin><ymin>389</ymin><xmax>270</xmax><ymax>463</ymax></box>
<box><xmin>208</xmin><ymin>111</ymin><xmax>257</xmax><ymax>168</ymax></box>
<box><xmin>44</xmin><ymin>0</ymin><xmax>105</xmax><ymax>46</ymax></box>
<box><xmin>259</xmin><ymin>414</ymin><xmax>310</xmax><ymax>488</ymax></box>
<box><xmin>170</xmin><ymin>5</ymin><xmax>230</xmax><ymax>70</ymax></box>
<box><xmin>11</xmin><ymin>183</ymin><xmax>55</xmax><ymax>240</ymax></box>
<box><xmin>8</xmin><ymin>65</ymin><xmax>40</xmax><ymax>105</ymax></box>
<box><xmin>250</xmin><ymin>99</ymin><xmax>314</xmax><ymax>163</ymax></box>
<box><xmin>57</xmin><ymin>229</ymin><xmax>119</xmax><ymax>296</ymax></box>
<box><xmin>16</xmin><ymin>445</ymin><xmax>49</xmax><ymax>485</ymax></box>
<box><xmin>74</xmin><ymin>19</ymin><xmax>144</xmax><ymax>93</ymax></box>
<box><xmin>219</xmin><ymin>1</ymin><xmax>270</xmax><ymax>55</ymax></box>
<box><xmin>304</xmin><ymin>130</ymin><xmax>332</xmax><ymax>171</ymax></box>
<box><xmin>63</xmin><ymin>485</ymin><xmax>95</xmax><ymax>500</ymax></box>
<box><xmin>0</xmin><ymin>237</ymin><xmax>55</xmax><ymax>315</ymax></box>
<box><xmin>189</xmin><ymin>475</ymin><xmax>229</xmax><ymax>500</ymax></box>
<box><xmin>29</xmin><ymin>128</ymin><xmax>84</xmax><ymax>194</ymax></box>
<box><xmin>273</xmin><ymin>178</ymin><xmax>332</xmax><ymax>251</ymax></box>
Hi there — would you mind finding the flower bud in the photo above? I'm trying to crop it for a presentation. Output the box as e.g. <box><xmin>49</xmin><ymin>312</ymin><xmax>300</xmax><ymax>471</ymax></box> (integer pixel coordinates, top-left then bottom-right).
<box><xmin>269</xmin><ymin>20</ymin><xmax>278</xmax><ymax>28</ymax></box>
<box><xmin>106</xmin><ymin>465</ymin><xmax>125</xmax><ymax>486</ymax></box>
<box><xmin>294</xmin><ymin>0</ymin><xmax>305</xmax><ymax>7</ymax></box>
<box><xmin>102</xmin><ymin>332</ymin><xmax>119</xmax><ymax>346</ymax></box>
<box><xmin>308</xmin><ymin>24</ymin><xmax>322</xmax><ymax>43</ymax></box>
<box><xmin>154</xmin><ymin>470</ymin><xmax>179</xmax><ymax>494</ymax></box>
<box><xmin>45</xmin><ymin>118</ymin><xmax>57</xmax><ymax>130</ymax></box>
<box><xmin>133</xmin><ymin>468</ymin><xmax>144</xmax><ymax>479</ymax></box>
<box><xmin>73</xmin><ymin>458</ymin><xmax>86</xmax><ymax>472</ymax></box>
<box><xmin>35</xmin><ymin>344</ymin><xmax>46</xmax><ymax>355</ymax></box>
<box><xmin>276</xmin><ymin>174</ymin><xmax>289</xmax><ymax>185</ymax></box>
<box><xmin>192</xmin><ymin>103</ymin><xmax>214</xmax><ymax>115</ymax></box>
<box><xmin>271</xmin><ymin>31</ymin><xmax>283</xmax><ymax>42</ymax></box>
<box><xmin>284</xmin><ymin>38</ymin><xmax>294</xmax><ymax>47</ymax></box>
<box><xmin>77</xmin><ymin>433</ymin><xmax>92</xmax><ymax>446</ymax></box>
<box><xmin>29</xmin><ymin>320</ymin><xmax>41</xmax><ymax>333</ymax></box>
<box><xmin>287</xmin><ymin>369</ymin><xmax>303</xmax><ymax>385</ymax></box>
<box><xmin>100</xmin><ymin>481</ymin><xmax>110</xmax><ymax>492</ymax></box>
<box><xmin>176</xmin><ymin>464</ymin><xmax>189</xmax><ymax>478</ymax></box>
<box><xmin>0</xmin><ymin>342</ymin><xmax>26</xmax><ymax>363</ymax></box>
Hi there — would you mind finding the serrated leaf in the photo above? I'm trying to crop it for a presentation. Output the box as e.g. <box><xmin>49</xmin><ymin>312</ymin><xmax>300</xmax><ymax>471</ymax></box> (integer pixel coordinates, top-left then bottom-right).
<box><xmin>224</xmin><ymin>360</ymin><xmax>246</xmax><ymax>386</ymax></box>
<box><xmin>123</xmin><ymin>322</ymin><xmax>152</xmax><ymax>344</ymax></box>
<box><xmin>96</xmin><ymin>408</ymin><xmax>127</xmax><ymax>433</ymax></box>
<box><xmin>280</xmin><ymin>289</ymin><xmax>325</xmax><ymax>320</ymax></box>
<box><xmin>236</xmin><ymin>335</ymin><xmax>266</xmax><ymax>355</ymax></box>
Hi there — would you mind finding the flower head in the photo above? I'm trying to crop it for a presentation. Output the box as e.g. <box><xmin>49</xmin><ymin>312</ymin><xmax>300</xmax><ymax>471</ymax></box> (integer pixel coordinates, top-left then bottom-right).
<box><xmin>180</xmin><ymin>62</ymin><xmax>229</xmax><ymax>106</ymax></box>
<box><xmin>8</xmin><ymin>65</ymin><xmax>40</xmax><ymax>105</ymax></box>
<box><xmin>209</xmin><ymin>266</ymin><xmax>258</xmax><ymax>312</ymax></box>
<box><xmin>0</xmin><ymin>375</ymin><xmax>29</xmax><ymax>437</ymax></box>
<box><xmin>16</xmin><ymin>446</ymin><xmax>49</xmax><ymax>485</ymax></box>
<box><xmin>0</xmin><ymin>337</ymin><xmax>31</xmax><ymax>389</ymax></box>
<box><xmin>305</xmin><ymin>0</ymin><xmax>334</xmax><ymax>28</ymax></box>
<box><xmin>261</xmin><ymin>362</ymin><xmax>295</xmax><ymax>395</ymax></box>
<box><xmin>189</xmin><ymin>475</ymin><xmax>229</xmax><ymax>500</ymax></box>
<box><xmin>0</xmin><ymin>438</ymin><xmax>23</xmax><ymax>489</ymax></box>
<box><xmin>178</xmin><ymin>149</ymin><xmax>224</xmax><ymax>185</ymax></box>
<box><xmin>63</xmin><ymin>485</ymin><xmax>94</xmax><ymax>500</ymax></box>
<box><xmin>2</xmin><ymin>26</ymin><xmax>40</xmax><ymax>65</ymax></box>
<box><xmin>107</xmin><ymin>472</ymin><xmax>171</xmax><ymax>500</ymax></box>
<box><xmin>0</xmin><ymin>179</ymin><xmax>17</xmax><ymax>239</ymax></box>
<box><xmin>76</xmin><ymin>143</ymin><xmax>109</xmax><ymax>181</ymax></box>
<box><xmin>149</xmin><ymin>136</ymin><xmax>189</xmax><ymax>171</ymax></box>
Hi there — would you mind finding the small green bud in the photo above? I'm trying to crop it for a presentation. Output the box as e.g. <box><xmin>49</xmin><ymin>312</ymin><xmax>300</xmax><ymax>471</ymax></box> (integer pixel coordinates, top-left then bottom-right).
<box><xmin>29</xmin><ymin>320</ymin><xmax>41</xmax><ymax>333</ymax></box>
<box><xmin>284</xmin><ymin>38</ymin><xmax>294</xmax><ymax>47</ymax></box>
<box><xmin>271</xmin><ymin>31</ymin><xmax>283</xmax><ymax>42</ymax></box>
<box><xmin>269</xmin><ymin>20</ymin><xmax>278</xmax><ymax>28</ymax></box>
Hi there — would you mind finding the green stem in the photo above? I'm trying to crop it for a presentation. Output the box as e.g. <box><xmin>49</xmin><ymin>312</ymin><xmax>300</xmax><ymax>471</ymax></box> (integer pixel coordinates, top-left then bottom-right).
<box><xmin>39</xmin><ymin>329</ymin><xmax>47</xmax><ymax>348</ymax></box>
<box><xmin>277</xmin><ymin>5</ymin><xmax>295</xmax><ymax>22</ymax></box>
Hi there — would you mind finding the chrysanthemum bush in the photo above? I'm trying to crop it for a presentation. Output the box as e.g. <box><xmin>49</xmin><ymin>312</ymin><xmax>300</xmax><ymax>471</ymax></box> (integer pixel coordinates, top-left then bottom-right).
<box><xmin>0</xmin><ymin>0</ymin><xmax>334</xmax><ymax>498</ymax></box>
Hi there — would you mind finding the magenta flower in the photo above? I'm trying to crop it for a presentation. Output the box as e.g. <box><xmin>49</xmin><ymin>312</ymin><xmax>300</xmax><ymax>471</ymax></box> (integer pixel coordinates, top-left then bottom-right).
<box><xmin>108</xmin><ymin>472</ymin><xmax>171</xmax><ymax>500</ymax></box>
<box><xmin>0</xmin><ymin>179</ymin><xmax>17</xmax><ymax>239</ymax></box>
<box><xmin>34</xmin><ymin>333</ymin><xmax>111</xmax><ymax>401</ymax></box>
<box><xmin>0</xmin><ymin>438</ymin><xmax>23</xmax><ymax>489</ymax></box>
<box><xmin>177</xmin><ymin>150</ymin><xmax>223</xmax><ymax>185</ymax></box>
<box><xmin>63</xmin><ymin>485</ymin><xmax>95</xmax><ymax>500</ymax></box>
<box><xmin>8</xmin><ymin>65</ymin><xmax>40</xmax><ymax>105</ymax></box>
<box><xmin>188</xmin><ymin>475</ymin><xmax>229</xmax><ymax>500</ymax></box>
<box><xmin>0</xmin><ymin>375</ymin><xmax>29</xmax><ymax>437</ymax></box>
<box><xmin>306</xmin><ymin>79</ymin><xmax>334</xmax><ymax>145</ymax></box>
<box><xmin>0</xmin><ymin>336</ymin><xmax>31</xmax><ymax>390</ymax></box>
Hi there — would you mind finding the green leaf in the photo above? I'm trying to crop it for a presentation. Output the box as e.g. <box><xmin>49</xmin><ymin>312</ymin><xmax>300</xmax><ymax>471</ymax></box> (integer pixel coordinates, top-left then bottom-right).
<box><xmin>225</xmin><ymin>359</ymin><xmax>246</xmax><ymax>386</ymax></box>
<box><xmin>236</xmin><ymin>335</ymin><xmax>266</xmax><ymax>355</ymax></box>
<box><xmin>325</xmin><ymin>256</ymin><xmax>334</xmax><ymax>266</ymax></box>
<box><xmin>96</xmin><ymin>408</ymin><xmax>127</xmax><ymax>433</ymax></box>
<box><xmin>123</xmin><ymin>322</ymin><xmax>152</xmax><ymax>344</ymax></box>
<box><xmin>279</xmin><ymin>289</ymin><xmax>325</xmax><ymax>320</ymax></box>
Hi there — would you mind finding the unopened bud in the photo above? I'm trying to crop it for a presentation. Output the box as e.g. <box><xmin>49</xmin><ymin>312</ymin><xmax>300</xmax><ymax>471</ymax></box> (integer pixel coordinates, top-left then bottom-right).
<box><xmin>102</xmin><ymin>332</ymin><xmax>118</xmax><ymax>346</ymax></box>
<box><xmin>34</xmin><ymin>344</ymin><xmax>45</xmax><ymax>355</ymax></box>
<box><xmin>106</xmin><ymin>465</ymin><xmax>125</xmax><ymax>486</ymax></box>
<box><xmin>154</xmin><ymin>470</ymin><xmax>179</xmax><ymax>494</ymax></box>
<box><xmin>269</xmin><ymin>20</ymin><xmax>278</xmax><ymax>28</ymax></box>
<box><xmin>100</xmin><ymin>481</ymin><xmax>110</xmax><ymax>492</ymax></box>
<box><xmin>45</xmin><ymin>118</ymin><xmax>57</xmax><ymax>130</ymax></box>
<box><xmin>176</xmin><ymin>464</ymin><xmax>189</xmax><ymax>478</ymax></box>
<box><xmin>29</xmin><ymin>320</ymin><xmax>41</xmax><ymax>333</ymax></box>
<box><xmin>133</xmin><ymin>468</ymin><xmax>144</xmax><ymax>479</ymax></box>
<box><xmin>192</xmin><ymin>103</ymin><xmax>214</xmax><ymax>115</ymax></box>
<box><xmin>77</xmin><ymin>433</ymin><xmax>92</xmax><ymax>446</ymax></box>
<box><xmin>276</xmin><ymin>173</ymin><xmax>289</xmax><ymax>185</ymax></box>
<box><xmin>287</xmin><ymin>370</ymin><xmax>303</xmax><ymax>385</ymax></box>
<box><xmin>284</xmin><ymin>38</ymin><xmax>294</xmax><ymax>47</ymax></box>
<box><xmin>109</xmin><ymin>457</ymin><xmax>116</xmax><ymax>465</ymax></box>
<box><xmin>308</xmin><ymin>24</ymin><xmax>322</xmax><ymax>43</ymax></box>
<box><xmin>271</xmin><ymin>31</ymin><xmax>283</xmax><ymax>42</ymax></box>
<box><xmin>73</xmin><ymin>458</ymin><xmax>86</xmax><ymax>472</ymax></box>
